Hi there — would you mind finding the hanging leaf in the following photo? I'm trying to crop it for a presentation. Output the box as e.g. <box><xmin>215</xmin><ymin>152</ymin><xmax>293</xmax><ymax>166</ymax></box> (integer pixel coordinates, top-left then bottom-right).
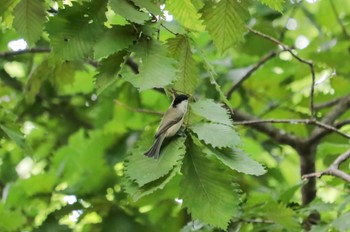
<box><xmin>190</xmin><ymin>122</ymin><xmax>241</xmax><ymax>148</ymax></box>
<box><xmin>180</xmin><ymin>137</ymin><xmax>241</xmax><ymax>229</ymax></box>
<box><xmin>126</xmin><ymin>136</ymin><xmax>186</xmax><ymax>186</ymax></box>
<box><xmin>190</xmin><ymin>99</ymin><xmax>232</xmax><ymax>126</ymax></box>
<box><xmin>166</xmin><ymin>35</ymin><xmax>199</xmax><ymax>94</ymax></box>
<box><xmin>109</xmin><ymin>0</ymin><xmax>150</xmax><ymax>24</ymax></box>
<box><xmin>200</xmin><ymin>0</ymin><xmax>250</xmax><ymax>53</ymax></box>
<box><xmin>126</xmin><ymin>39</ymin><xmax>177</xmax><ymax>90</ymax></box>
<box><xmin>13</xmin><ymin>0</ymin><xmax>46</xmax><ymax>45</ymax></box>
<box><xmin>204</xmin><ymin>146</ymin><xmax>266</xmax><ymax>176</ymax></box>
<box><xmin>258</xmin><ymin>0</ymin><xmax>285</xmax><ymax>12</ymax></box>
<box><xmin>166</xmin><ymin>0</ymin><xmax>204</xmax><ymax>31</ymax></box>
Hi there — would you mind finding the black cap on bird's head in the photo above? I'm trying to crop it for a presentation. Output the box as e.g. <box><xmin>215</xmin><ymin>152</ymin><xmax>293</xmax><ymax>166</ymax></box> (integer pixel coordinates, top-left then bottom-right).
<box><xmin>172</xmin><ymin>94</ymin><xmax>189</xmax><ymax>107</ymax></box>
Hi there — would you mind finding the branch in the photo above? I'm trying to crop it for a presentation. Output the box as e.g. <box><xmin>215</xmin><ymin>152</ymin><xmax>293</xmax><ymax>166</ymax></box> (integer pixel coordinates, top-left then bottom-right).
<box><xmin>302</xmin><ymin>148</ymin><xmax>350</xmax><ymax>183</ymax></box>
<box><xmin>0</xmin><ymin>48</ymin><xmax>51</xmax><ymax>57</ymax></box>
<box><xmin>247</xmin><ymin>27</ymin><xmax>316</xmax><ymax>119</ymax></box>
<box><xmin>233</xmin><ymin>118</ymin><xmax>350</xmax><ymax>140</ymax></box>
<box><xmin>114</xmin><ymin>100</ymin><xmax>163</xmax><ymax>116</ymax></box>
<box><xmin>226</xmin><ymin>50</ymin><xmax>278</xmax><ymax>99</ymax></box>
<box><xmin>231</xmin><ymin>110</ymin><xmax>301</xmax><ymax>147</ymax></box>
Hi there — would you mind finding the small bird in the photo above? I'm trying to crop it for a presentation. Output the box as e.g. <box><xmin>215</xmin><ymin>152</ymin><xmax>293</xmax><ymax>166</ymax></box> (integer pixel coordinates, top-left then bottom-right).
<box><xmin>144</xmin><ymin>94</ymin><xmax>189</xmax><ymax>159</ymax></box>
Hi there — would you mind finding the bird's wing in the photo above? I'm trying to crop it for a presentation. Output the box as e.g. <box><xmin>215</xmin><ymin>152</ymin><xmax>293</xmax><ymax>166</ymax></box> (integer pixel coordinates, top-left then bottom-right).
<box><xmin>155</xmin><ymin>109</ymin><xmax>183</xmax><ymax>138</ymax></box>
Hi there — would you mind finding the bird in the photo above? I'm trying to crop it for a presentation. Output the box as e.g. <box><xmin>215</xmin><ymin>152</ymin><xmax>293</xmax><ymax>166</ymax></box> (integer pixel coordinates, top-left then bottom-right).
<box><xmin>144</xmin><ymin>94</ymin><xmax>189</xmax><ymax>159</ymax></box>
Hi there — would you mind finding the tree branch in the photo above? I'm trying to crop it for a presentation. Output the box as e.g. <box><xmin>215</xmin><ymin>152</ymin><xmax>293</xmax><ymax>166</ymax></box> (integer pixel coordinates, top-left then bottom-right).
<box><xmin>247</xmin><ymin>27</ymin><xmax>316</xmax><ymax>119</ymax></box>
<box><xmin>302</xmin><ymin>148</ymin><xmax>350</xmax><ymax>183</ymax></box>
<box><xmin>226</xmin><ymin>50</ymin><xmax>278</xmax><ymax>99</ymax></box>
<box><xmin>0</xmin><ymin>48</ymin><xmax>51</xmax><ymax>57</ymax></box>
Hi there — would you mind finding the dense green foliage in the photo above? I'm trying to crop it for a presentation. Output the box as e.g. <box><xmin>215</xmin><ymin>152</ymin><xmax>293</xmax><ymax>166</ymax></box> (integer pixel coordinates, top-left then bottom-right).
<box><xmin>1</xmin><ymin>0</ymin><xmax>350</xmax><ymax>231</ymax></box>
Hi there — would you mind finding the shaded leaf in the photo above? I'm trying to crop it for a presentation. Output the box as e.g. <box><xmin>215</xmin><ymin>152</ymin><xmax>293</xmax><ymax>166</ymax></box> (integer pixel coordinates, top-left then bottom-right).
<box><xmin>190</xmin><ymin>122</ymin><xmax>241</xmax><ymax>148</ymax></box>
<box><xmin>201</xmin><ymin>0</ymin><xmax>250</xmax><ymax>53</ymax></box>
<box><xmin>264</xmin><ymin>202</ymin><xmax>300</xmax><ymax>230</ymax></box>
<box><xmin>180</xmin><ymin>137</ymin><xmax>241</xmax><ymax>229</ymax></box>
<box><xmin>109</xmin><ymin>0</ymin><xmax>150</xmax><ymax>24</ymax></box>
<box><xmin>167</xmin><ymin>35</ymin><xmax>199</xmax><ymax>94</ymax></box>
<box><xmin>0</xmin><ymin>124</ymin><xmax>25</xmax><ymax>148</ymax></box>
<box><xmin>132</xmin><ymin>0</ymin><xmax>163</xmax><ymax>16</ymax></box>
<box><xmin>126</xmin><ymin>136</ymin><xmax>186</xmax><ymax>186</ymax></box>
<box><xmin>332</xmin><ymin>212</ymin><xmax>350</xmax><ymax>232</ymax></box>
<box><xmin>190</xmin><ymin>99</ymin><xmax>232</xmax><ymax>126</ymax></box>
<box><xmin>13</xmin><ymin>0</ymin><xmax>46</xmax><ymax>45</ymax></box>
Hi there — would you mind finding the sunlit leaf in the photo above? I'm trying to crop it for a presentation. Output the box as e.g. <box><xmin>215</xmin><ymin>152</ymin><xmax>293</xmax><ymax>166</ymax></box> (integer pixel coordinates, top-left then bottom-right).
<box><xmin>166</xmin><ymin>35</ymin><xmax>199</xmax><ymax>94</ymax></box>
<box><xmin>258</xmin><ymin>0</ymin><xmax>285</xmax><ymax>12</ymax></box>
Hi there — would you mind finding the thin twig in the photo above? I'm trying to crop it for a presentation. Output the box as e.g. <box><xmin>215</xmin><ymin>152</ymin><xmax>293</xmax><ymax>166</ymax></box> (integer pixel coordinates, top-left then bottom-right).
<box><xmin>114</xmin><ymin>100</ymin><xmax>163</xmax><ymax>116</ymax></box>
<box><xmin>0</xmin><ymin>48</ymin><xmax>51</xmax><ymax>58</ymax></box>
<box><xmin>160</xmin><ymin>24</ymin><xmax>178</xmax><ymax>35</ymax></box>
<box><xmin>302</xmin><ymin>148</ymin><xmax>350</xmax><ymax>183</ymax></box>
<box><xmin>233</xmin><ymin>118</ymin><xmax>350</xmax><ymax>140</ymax></box>
<box><xmin>226</xmin><ymin>50</ymin><xmax>279</xmax><ymax>99</ymax></box>
<box><xmin>330</xmin><ymin>0</ymin><xmax>350</xmax><ymax>39</ymax></box>
<box><xmin>247</xmin><ymin>27</ymin><xmax>316</xmax><ymax>119</ymax></box>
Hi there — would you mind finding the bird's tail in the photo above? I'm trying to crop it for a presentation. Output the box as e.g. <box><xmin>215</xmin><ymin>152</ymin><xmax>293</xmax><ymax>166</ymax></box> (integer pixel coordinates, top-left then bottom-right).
<box><xmin>144</xmin><ymin>135</ymin><xmax>165</xmax><ymax>159</ymax></box>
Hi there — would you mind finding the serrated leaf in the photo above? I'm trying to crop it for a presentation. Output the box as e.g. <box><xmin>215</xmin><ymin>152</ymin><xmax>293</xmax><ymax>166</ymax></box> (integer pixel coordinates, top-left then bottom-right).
<box><xmin>132</xmin><ymin>0</ymin><xmax>163</xmax><ymax>16</ymax></box>
<box><xmin>0</xmin><ymin>124</ymin><xmax>25</xmax><ymax>148</ymax></box>
<box><xmin>95</xmin><ymin>51</ymin><xmax>128</xmax><ymax>94</ymax></box>
<box><xmin>126</xmin><ymin>39</ymin><xmax>177</xmax><ymax>90</ymax></box>
<box><xmin>180</xmin><ymin>138</ymin><xmax>241</xmax><ymax>229</ymax></box>
<box><xmin>190</xmin><ymin>122</ymin><xmax>240</xmax><ymax>148</ymax></box>
<box><xmin>201</xmin><ymin>0</ymin><xmax>250</xmax><ymax>53</ymax></box>
<box><xmin>166</xmin><ymin>35</ymin><xmax>199</xmax><ymax>94</ymax></box>
<box><xmin>13</xmin><ymin>0</ymin><xmax>46</xmax><ymax>45</ymax></box>
<box><xmin>126</xmin><ymin>136</ymin><xmax>186</xmax><ymax>186</ymax></box>
<box><xmin>190</xmin><ymin>99</ymin><xmax>232</xmax><ymax>125</ymax></box>
<box><xmin>94</xmin><ymin>25</ymin><xmax>135</xmax><ymax>59</ymax></box>
<box><xmin>109</xmin><ymin>0</ymin><xmax>150</xmax><ymax>24</ymax></box>
<box><xmin>264</xmin><ymin>202</ymin><xmax>300</xmax><ymax>230</ymax></box>
<box><xmin>167</xmin><ymin>0</ymin><xmax>204</xmax><ymax>31</ymax></box>
<box><xmin>46</xmin><ymin>1</ymin><xmax>106</xmax><ymax>60</ymax></box>
<box><xmin>204</xmin><ymin>146</ymin><xmax>266</xmax><ymax>175</ymax></box>
<box><xmin>258</xmin><ymin>0</ymin><xmax>284</xmax><ymax>12</ymax></box>
<box><xmin>124</xmin><ymin>164</ymin><xmax>180</xmax><ymax>201</ymax></box>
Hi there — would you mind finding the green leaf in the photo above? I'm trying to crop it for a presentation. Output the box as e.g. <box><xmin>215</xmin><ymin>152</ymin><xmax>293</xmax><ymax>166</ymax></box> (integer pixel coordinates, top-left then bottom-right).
<box><xmin>0</xmin><ymin>0</ymin><xmax>19</xmax><ymax>18</ymax></box>
<box><xmin>126</xmin><ymin>136</ymin><xmax>186</xmax><ymax>186</ymax></box>
<box><xmin>109</xmin><ymin>0</ymin><xmax>150</xmax><ymax>24</ymax></box>
<box><xmin>190</xmin><ymin>122</ymin><xmax>241</xmax><ymax>148</ymax></box>
<box><xmin>46</xmin><ymin>1</ymin><xmax>106</xmax><ymax>60</ymax></box>
<box><xmin>180</xmin><ymin>138</ymin><xmax>241</xmax><ymax>229</ymax></box>
<box><xmin>204</xmin><ymin>147</ymin><xmax>266</xmax><ymax>176</ymax></box>
<box><xmin>95</xmin><ymin>51</ymin><xmax>128</xmax><ymax>94</ymax></box>
<box><xmin>201</xmin><ymin>0</ymin><xmax>250</xmax><ymax>53</ymax></box>
<box><xmin>13</xmin><ymin>0</ymin><xmax>46</xmax><ymax>45</ymax></box>
<box><xmin>258</xmin><ymin>0</ymin><xmax>284</xmax><ymax>12</ymax></box>
<box><xmin>124</xmin><ymin>164</ymin><xmax>180</xmax><ymax>201</ymax></box>
<box><xmin>94</xmin><ymin>25</ymin><xmax>135</xmax><ymax>59</ymax></box>
<box><xmin>166</xmin><ymin>35</ymin><xmax>199</xmax><ymax>94</ymax></box>
<box><xmin>263</xmin><ymin>202</ymin><xmax>300</xmax><ymax>230</ymax></box>
<box><xmin>126</xmin><ymin>39</ymin><xmax>177</xmax><ymax>90</ymax></box>
<box><xmin>332</xmin><ymin>212</ymin><xmax>350</xmax><ymax>232</ymax></box>
<box><xmin>0</xmin><ymin>203</ymin><xmax>26</xmax><ymax>232</ymax></box>
<box><xmin>166</xmin><ymin>0</ymin><xmax>204</xmax><ymax>31</ymax></box>
<box><xmin>190</xmin><ymin>99</ymin><xmax>232</xmax><ymax>126</ymax></box>
<box><xmin>132</xmin><ymin>0</ymin><xmax>163</xmax><ymax>16</ymax></box>
<box><xmin>0</xmin><ymin>124</ymin><xmax>25</xmax><ymax>148</ymax></box>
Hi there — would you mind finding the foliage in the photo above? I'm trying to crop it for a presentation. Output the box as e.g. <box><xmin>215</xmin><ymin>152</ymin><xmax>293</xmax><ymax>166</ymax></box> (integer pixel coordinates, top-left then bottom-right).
<box><xmin>1</xmin><ymin>0</ymin><xmax>350</xmax><ymax>231</ymax></box>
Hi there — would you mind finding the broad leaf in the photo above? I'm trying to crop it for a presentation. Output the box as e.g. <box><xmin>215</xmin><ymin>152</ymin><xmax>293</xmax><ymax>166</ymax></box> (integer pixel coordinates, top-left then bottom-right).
<box><xmin>13</xmin><ymin>0</ymin><xmax>46</xmax><ymax>45</ymax></box>
<box><xmin>109</xmin><ymin>0</ymin><xmax>150</xmax><ymax>24</ymax></box>
<box><xmin>167</xmin><ymin>35</ymin><xmax>199</xmax><ymax>94</ymax></box>
<box><xmin>0</xmin><ymin>124</ymin><xmax>25</xmax><ymax>148</ymax></box>
<box><xmin>190</xmin><ymin>99</ymin><xmax>232</xmax><ymax>125</ymax></box>
<box><xmin>263</xmin><ymin>202</ymin><xmax>300</xmax><ymax>230</ymax></box>
<box><xmin>258</xmin><ymin>0</ymin><xmax>284</xmax><ymax>12</ymax></box>
<box><xmin>167</xmin><ymin>0</ymin><xmax>204</xmax><ymax>31</ymax></box>
<box><xmin>201</xmin><ymin>0</ymin><xmax>250</xmax><ymax>53</ymax></box>
<box><xmin>94</xmin><ymin>25</ymin><xmax>135</xmax><ymax>59</ymax></box>
<box><xmin>126</xmin><ymin>136</ymin><xmax>186</xmax><ymax>186</ymax></box>
<box><xmin>46</xmin><ymin>1</ymin><xmax>106</xmax><ymax>60</ymax></box>
<box><xmin>190</xmin><ymin>122</ymin><xmax>241</xmax><ymax>148</ymax></box>
<box><xmin>204</xmin><ymin>146</ymin><xmax>266</xmax><ymax>176</ymax></box>
<box><xmin>126</xmin><ymin>39</ymin><xmax>177</xmax><ymax>90</ymax></box>
<box><xmin>180</xmin><ymin>138</ymin><xmax>241</xmax><ymax>229</ymax></box>
<box><xmin>132</xmin><ymin>0</ymin><xmax>163</xmax><ymax>16</ymax></box>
